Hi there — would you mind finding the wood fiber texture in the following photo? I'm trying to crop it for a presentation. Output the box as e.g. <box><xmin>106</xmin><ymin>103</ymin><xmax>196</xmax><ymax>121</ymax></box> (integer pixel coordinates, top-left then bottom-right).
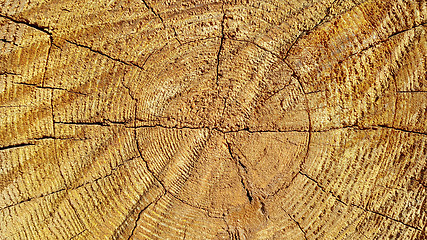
<box><xmin>0</xmin><ymin>0</ymin><xmax>426</xmax><ymax>239</ymax></box>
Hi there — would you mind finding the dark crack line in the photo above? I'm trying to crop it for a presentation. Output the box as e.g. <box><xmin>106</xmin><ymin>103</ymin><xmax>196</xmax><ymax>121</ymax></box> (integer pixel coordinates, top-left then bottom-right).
<box><xmin>0</xmin><ymin>105</ymin><xmax>28</xmax><ymax>108</ymax></box>
<box><xmin>0</xmin><ymin>143</ymin><xmax>34</xmax><ymax>151</ymax></box>
<box><xmin>134</xmin><ymin>125</ymin><xmax>219</xmax><ymax>218</ymax></box>
<box><xmin>69</xmin><ymin>229</ymin><xmax>87</xmax><ymax>240</ymax></box>
<box><xmin>13</xmin><ymin>82</ymin><xmax>86</xmax><ymax>95</ymax></box>
<box><xmin>378</xmin><ymin>125</ymin><xmax>427</xmax><ymax>136</ymax></box>
<box><xmin>216</xmin><ymin>6</ymin><xmax>226</xmax><ymax>88</ymax></box>
<box><xmin>284</xmin><ymin>211</ymin><xmax>308</xmax><ymax>240</ymax></box>
<box><xmin>0</xmin><ymin>14</ymin><xmax>51</xmax><ymax>35</ymax></box>
<box><xmin>0</xmin><ymin>187</ymin><xmax>66</xmax><ymax>212</ymax></box>
<box><xmin>0</xmin><ymin>38</ymin><xmax>18</xmax><ymax>46</ymax></box>
<box><xmin>64</xmin><ymin>39</ymin><xmax>143</xmax><ymax>70</ymax></box>
<box><xmin>413</xmin><ymin>178</ymin><xmax>427</xmax><ymax>189</ymax></box>
<box><xmin>133</xmin><ymin>129</ymin><xmax>167</xmax><ymax>193</ymax></box>
<box><xmin>42</xmin><ymin>36</ymin><xmax>53</xmax><ymax>87</ymax></box>
<box><xmin>279</xmin><ymin>0</ymin><xmax>340</xmax><ymax>62</ymax></box>
<box><xmin>168</xmin><ymin>192</ymin><xmax>223</xmax><ymax>219</ymax></box>
<box><xmin>50</xmin><ymin>89</ymin><xmax>57</xmax><ymax>145</ymax></box>
<box><xmin>50</xmin><ymin>120</ymin><xmax>427</xmax><ymax>137</ymax></box>
<box><xmin>355</xmin><ymin>207</ymin><xmax>422</xmax><ymax>232</ymax></box>
<box><xmin>338</xmin><ymin>20</ymin><xmax>427</xmax><ymax>65</ymax></box>
<box><xmin>182</xmin><ymin>222</ymin><xmax>189</xmax><ymax>240</ymax></box>
<box><xmin>0</xmin><ymin>71</ymin><xmax>19</xmax><ymax>76</ymax></box>
<box><xmin>226</xmin><ymin>140</ymin><xmax>254</xmax><ymax>203</ymax></box>
<box><xmin>127</xmin><ymin>192</ymin><xmax>164</xmax><ymax>240</ymax></box>
<box><xmin>298</xmin><ymin>171</ymin><xmax>422</xmax><ymax>231</ymax></box>
<box><xmin>55</xmin><ymin>119</ymin><xmax>427</xmax><ymax>135</ymax></box>
<box><xmin>54</xmin><ymin>120</ymin><xmax>128</xmax><ymax>126</ymax></box>
<box><xmin>111</xmin><ymin>193</ymin><xmax>148</xmax><ymax>240</ymax></box>
<box><xmin>397</xmin><ymin>90</ymin><xmax>427</xmax><ymax>93</ymax></box>
<box><xmin>282</xmin><ymin>31</ymin><xmax>304</xmax><ymax>61</ymax></box>
<box><xmin>0</xmin><ymin>157</ymin><xmax>138</xmax><ymax>212</ymax></box>
<box><xmin>216</xmin><ymin>4</ymin><xmax>227</xmax><ymax>127</ymax></box>
<box><xmin>299</xmin><ymin>171</ymin><xmax>351</xmax><ymax>206</ymax></box>
<box><xmin>33</xmin><ymin>136</ymin><xmax>87</xmax><ymax>141</ymax></box>
<box><xmin>141</xmin><ymin>0</ymin><xmax>164</xmax><ymax>24</ymax></box>
<box><xmin>141</xmin><ymin>0</ymin><xmax>182</xmax><ymax>44</ymax></box>
<box><xmin>388</xmin><ymin>21</ymin><xmax>427</xmax><ymax>39</ymax></box>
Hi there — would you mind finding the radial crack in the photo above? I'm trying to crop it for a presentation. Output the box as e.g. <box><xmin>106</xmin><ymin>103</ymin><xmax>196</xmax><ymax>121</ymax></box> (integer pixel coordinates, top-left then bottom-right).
<box><xmin>64</xmin><ymin>39</ymin><xmax>143</xmax><ymax>70</ymax></box>
<box><xmin>0</xmin><ymin>142</ymin><xmax>35</xmax><ymax>151</ymax></box>
<box><xmin>42</xmin><ymin>36</ymin><xmax>53</xmax><ymax>87</ymax></box>
<box><xmin>299</xmin><ymin>171</ymin><xmax>348</xmax><ymax>206</ymax></box>
<box><xmin>0</xmin><ymin>14</ymin><xmax>51</xmax><ymax>35</ymax></box>
<box><xmin>69</xmin><ymin>229</ymin><xmax>87</xmax><ymax>240</ymax></box>
<box><xmin>388</xmin><ymin>21</ymin><xmax>427</xmax><ymax>39</ymax></box>
<box><xmin>127</xmin><ymin>192</ymin><xmax>164</xmax><ymax>240</ymax></box>
<box><xmin>0</xmin><ymin>157</ymin><xmax>138</xmax><ymax>211</ymax></box>
<box><xmin>377</xmin><ymin>125</ymin><xmax>427</xmax><ymax>136</ymax></box>
<box><xmin>299</xmin><ymin>171</ymin><xmax>422</xmax><ymax>231</ymax></box>
<box><xmin>397</xmin><ymin>90</ymin><xmax>427</xmax><ymax>93</ymax></box>
<box><xmin>13</xmin><ymin>82</ymin><xmax>86</xmax><ymax>95</ymax></box>
<box><xmin>168</xmin><ymin>192</ymin><xmax>223</xmax><ymax>219</ymax></box>
<box><xmin>337</xmin><ymin>20</ymin><xmax>427</xmax><ymax>65</ymax></box>
<box><xmin>216</xmin><ymin>7</ymin><xmax>225</xmax><ymax>87</ymax></box>
<box><xmin>0</xmin><ymin>38</ymin><xmax>18</xmax><ymax>46</ymax></box>
<box><xmin>226</xmin><ymin>140</ymin><xmax>254</xmax><ymax>203</ymax></box>
<box><xmin>133</xmin><ymin>129</ymin><xmax>167</xmax><ymax>192</ymax></box>
<box><xmin>141</xmin><ymin>0</ymin><xmax>182</xmax><ymax>44</ymax></box>
<box><xmin>284</xmin><ymin>210</ymin><xmax>308</xmax><ymax>240</ymax></box>
<box><xmin>0</xmin><ymin>72</ymin><xmax>19</xmax><ymax>76</ymax></box>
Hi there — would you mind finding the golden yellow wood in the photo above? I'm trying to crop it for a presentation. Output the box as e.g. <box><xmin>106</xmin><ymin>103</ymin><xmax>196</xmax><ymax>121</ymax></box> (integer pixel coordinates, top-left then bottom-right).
<box><xmin>0</xmin><ymin>0</ymin><xmax>426</xmax><ymax>239</ymax></box>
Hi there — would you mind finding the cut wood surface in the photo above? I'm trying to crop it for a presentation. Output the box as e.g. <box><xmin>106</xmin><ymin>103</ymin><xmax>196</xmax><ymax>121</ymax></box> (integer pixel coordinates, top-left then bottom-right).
<box><xmin>0</xmin><ymin>0</ymin><xmax>426</xmax><ymax>239</ymax></box>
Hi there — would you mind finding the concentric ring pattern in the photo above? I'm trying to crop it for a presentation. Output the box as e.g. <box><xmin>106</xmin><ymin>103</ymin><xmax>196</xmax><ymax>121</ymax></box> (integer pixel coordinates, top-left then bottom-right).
<box><xmin>0</xmin><ymin>0</ymin><xmax>426</xmax><ymax>239</ymax></box>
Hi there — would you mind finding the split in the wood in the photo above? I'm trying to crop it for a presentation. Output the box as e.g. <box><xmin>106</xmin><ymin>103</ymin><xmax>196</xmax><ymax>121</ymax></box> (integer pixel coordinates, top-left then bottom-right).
<box><xmin>12</xmin><ymin>81</ymin><xmax>86</xmax><ymax>95</ymax></box>
<box><xmin>127</xmin><ymin>191</ymin><xmax>165</xmax><ymax>240</ymax></box>
<box><xmin>0</xmin><ymin>142</ymin><xmax>34</xmax><ymax>151</ymax></box>
<box><xmin>298</xmin><ymin>171</ymin><xmax>422</xmax><ymax>231</ymax></box>
<box><xmin>64</xmin><ymin>39</ymin><xmax>143</xmax><ymax>70</ymax></box>
<box><xmin>283</xmin><ymin>209</ymin><xmax>308</xmax><ymax>240</ymax></box>
<box><xmin>0</xmin><ymin>14</ymin><xmax>51</xmax><ymax>35</ymax></box>
<box><xmin>0</xmin><ymin>156</ymin><xmax>139</xmax><ymax>211</ymax></box>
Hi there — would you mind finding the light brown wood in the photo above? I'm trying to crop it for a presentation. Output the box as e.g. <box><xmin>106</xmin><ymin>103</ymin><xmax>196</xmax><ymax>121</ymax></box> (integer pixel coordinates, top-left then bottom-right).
<box><xmin>0</xmin><ymin>0</ymin><xmax>426</xmax><ymax>239</ymax></box>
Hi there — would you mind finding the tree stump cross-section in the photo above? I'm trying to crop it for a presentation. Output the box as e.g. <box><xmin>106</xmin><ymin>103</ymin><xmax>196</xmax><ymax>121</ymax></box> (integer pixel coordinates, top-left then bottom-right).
<box><xmin>0</xmin><ymin>0</ymin><xmax>426</xmax><ymax>239</ymax></box>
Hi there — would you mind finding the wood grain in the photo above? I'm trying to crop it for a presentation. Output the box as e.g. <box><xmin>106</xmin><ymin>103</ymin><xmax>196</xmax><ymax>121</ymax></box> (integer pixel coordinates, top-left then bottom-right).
<box><xmin>0</xmin><ymin>0</ymin><xmax>426</xmax><ymax>239</ymax></box>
